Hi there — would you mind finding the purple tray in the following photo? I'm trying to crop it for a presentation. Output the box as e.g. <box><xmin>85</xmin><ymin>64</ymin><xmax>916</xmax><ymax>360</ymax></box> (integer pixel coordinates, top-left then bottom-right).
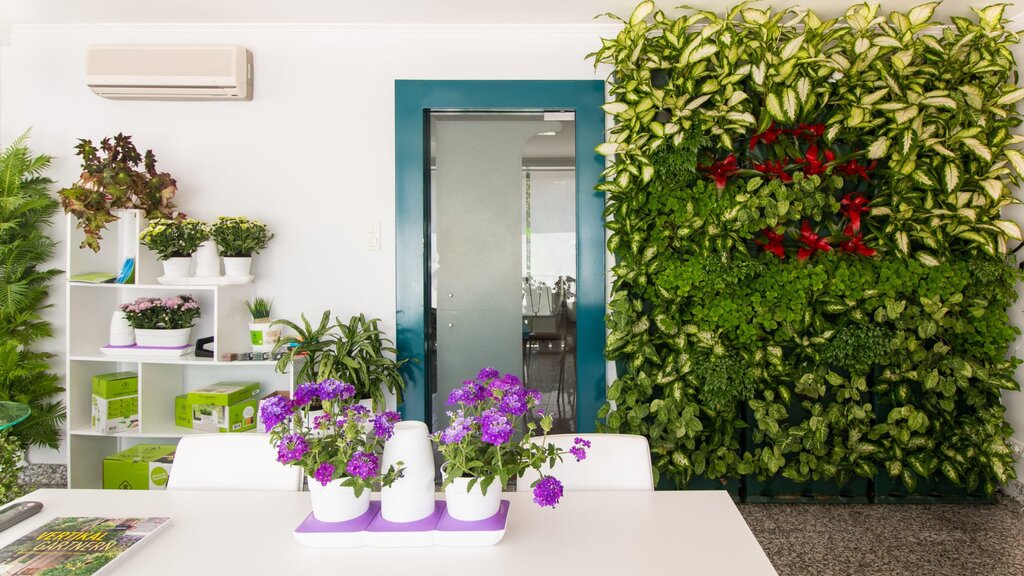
<box><xmin>295</xmin><ymin>501</ymin><xmax>380</xmax><ymax>534</ymax></box>
<box><xmin>294</xmin><ymin>500</ymin><xmax>509</xmax><ymax>535</ymax></box>
<box><xmin>437</xmin><ymin>500</ymin><xmax>510</xmax><ymax>532</ymax></box>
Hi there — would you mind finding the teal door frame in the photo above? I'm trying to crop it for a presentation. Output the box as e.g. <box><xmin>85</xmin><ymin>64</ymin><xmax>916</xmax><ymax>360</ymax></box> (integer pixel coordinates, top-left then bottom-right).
<box><xmin>395</xmin><ymin>80</ymin><xmax>606</xmax><ymax>432</ymax></box>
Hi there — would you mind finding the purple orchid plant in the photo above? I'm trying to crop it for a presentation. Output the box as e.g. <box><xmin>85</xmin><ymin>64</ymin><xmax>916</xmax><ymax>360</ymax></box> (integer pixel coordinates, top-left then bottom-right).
<box><xmin>434</xmin><ymin>367</ymin><xmax>591</xmax><ymax>508</ymax></box>
<box><xmin>261</xmin><ymin>378</ymin><xmax>404</xmax><ymax>497</ymax></box>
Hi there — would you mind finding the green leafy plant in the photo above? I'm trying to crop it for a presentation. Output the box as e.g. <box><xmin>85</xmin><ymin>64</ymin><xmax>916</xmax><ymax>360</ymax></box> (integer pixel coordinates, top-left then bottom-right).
<box><xmin>0</xmin><ymin>430</ymin><xmax>24</xmax><ymax>505</ymax></box>
<box><xmin>592</xmin><ymin>2</ymin><xmax>1022</xmax><ymax>496</ymax></box>
<box><xmin>58</xmin><ymin>133</ymin><xmax>182</xmax><ymax>252</ymax></box>
<box><xmin>139</xmin><ymin>218</ymin><xmax>209</xmax><ymax>260</ymax></box>
<box><xmin>246</xmin><ymin>297</ymin><xmax>273</xmax><ymax>320</ymax></box>
<box><xmin>273</xmin><ymin>311</ymin><xmax>408</xmax><ymax>410</ymax></box>
<box><xmin>210</xmin><ymin>216</ymin><xmax>273</xmax><ymax>257</ymax></box>
<box><xmin>0</xmin><ymin>132</ymin><xmax>65</xmax><ymax>449</ymax></box>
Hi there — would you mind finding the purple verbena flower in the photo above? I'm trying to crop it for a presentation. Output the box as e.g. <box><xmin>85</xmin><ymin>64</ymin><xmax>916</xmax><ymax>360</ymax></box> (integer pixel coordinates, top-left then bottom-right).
<box><xmin>439</xmin><ymin>411</ymin><xmax>474</xmax><ymax>444</ymax></box>
<box><xmin>569</xmin><ymin>437</ymin><xmax>591</xmax><ymax>461</ymax></box>
<box><xmin>532</xmin><ymin>476</ymin><xmax>564</xmax><ymax>507</ymax></box>
<box><xmin>345</xmin><ymin>451</ymin><xmax>380</xmax><ymax>480</ymax></box>
<box><xmin>526</xmin><ymin>388</ymin><xmax>543</xmax><ymax>407</ymax></box>
<box><xmin>292</xmin><ymin>381</ymin><xmax>320</xmax><ymax>406</ymax></box>
<box><xmin>498</xmin><ymin>390</ymin><xmax>528</xmax><ymax>417</ymax></box>
<box><xmin>478</xmin><ymin>408</ymin><xmax>513</xmax><ymax>446</ymax></box>
<box><xmin>276</xmin><ymin>433</ymin><xmax>308</xmax><ymax>464</ymax></box>
<box><xmin>318</xmin><ymin>379</ymin><xmax>356</xmax><ymax>402</ymax></box>
<box><xmin>372</xmin><ymin>411</ymin><xmax>401</xmax><ymax>440</ymax></box>
<box><xmin>312</xmin><ymin>413</ymin><xmax>334</xmax><ymax>430</ymax></box>
<box><xmin>313</xmin><ymin>462</ymin><xmax>335</xmax><ymax>486</ymax></box>
<box><xmin>259</xmin><ymin>395</ymin><xmax>292</xmax><ymax>430</ymax></box>
<box><xmin>477</xmin><ymin>367</ymin><xmax>500</xmax><ymax>381</ymax></box>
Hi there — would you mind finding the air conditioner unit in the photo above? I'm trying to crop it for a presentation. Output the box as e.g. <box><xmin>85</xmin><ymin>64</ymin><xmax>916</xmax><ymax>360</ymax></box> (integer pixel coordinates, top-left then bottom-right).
<box><xmin>86</xmin><ymin>45</ymin><xmax>253</xmax><ymax>101</ymax></box>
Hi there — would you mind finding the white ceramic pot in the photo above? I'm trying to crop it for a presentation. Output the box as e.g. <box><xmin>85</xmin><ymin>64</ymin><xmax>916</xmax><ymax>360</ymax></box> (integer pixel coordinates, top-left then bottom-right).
<box><xmin>109</xmin><ymin>311</ymin><xmax>135</xmax><ymax>346</ymax></box>
<box><xmin>161</xmin><ymin>257</ymin><xmax>192</xmax><ymax>282</ymax></box>
<box><xmin>380</xmin><ymin>421</ymin><xmax>435</xmax><ymax>523</ymax></box>
<box><xmin>223</xmin><ymin>256</ymin><xmax>252</xmax><ymax>278</ymax></box>
<box><xmin>248</xmin><ymin>320</ymin><xmax>280</xmax><ymax>353</ymax></box>
<box><xmin>135</xmin><ymin>327</ymin><xmax>191</xmax><ymax>348</ymax></box>
<box><xmin>308</xmin><ymin>476</ymin><xmax>371</xmax><ymax>522</ymax></box>
<box><xmin>444</xmin><ymin>475</ymin><xmax>502</xmax><ymax>522</ymax></box>
<box><xmin>192</xmin><ymin>241</ymin><xmax>222</xmax><ymax>281</ymax></box>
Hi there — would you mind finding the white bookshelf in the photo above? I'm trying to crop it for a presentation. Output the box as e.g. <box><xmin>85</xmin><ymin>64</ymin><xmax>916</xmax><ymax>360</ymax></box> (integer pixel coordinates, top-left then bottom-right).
<box><xmin>64</xmin><ymin>210</ymin><xmax>294</xmax><ymax>489</ymax></box>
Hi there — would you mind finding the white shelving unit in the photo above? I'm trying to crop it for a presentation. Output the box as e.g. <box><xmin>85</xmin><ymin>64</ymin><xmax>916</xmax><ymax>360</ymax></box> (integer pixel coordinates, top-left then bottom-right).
<box><xmin>64</xmin><ymin>210</ymin><xmax>294</xmax><ymax>489</ymax></box>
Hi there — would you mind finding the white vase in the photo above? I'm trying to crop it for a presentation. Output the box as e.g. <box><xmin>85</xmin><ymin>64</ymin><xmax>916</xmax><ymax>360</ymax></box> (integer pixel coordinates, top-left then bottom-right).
<box><xmin>380</xmin><ymin>420</ymin><xmax>435</xmax><ymax>523</ymax></box>
<box><xmin>308</xmin><ymin>476</ymin><xmax>371</xmax><ymax>522</ymax></box>
<box><xmin>135</xmin><ymin>327</ymin><xmax>191</xmax><ymax>348</ymax></box>
<box><xmin>192</xmin><ymin>241</ymin><xmax>222</xmax><ymax>282</ymax></box>
<box><xmin>223</xmin><ymin>256</ymin><xmax>252</xmax><ymax>279</ymax></box>
<box><xmin>108</xmin><ymin>311</ymin><xmax>135</xmax><ymax>346</ymax></box>
<box><xmin>444</xmin><ymin>475</ymin><xmax>502</xmax><ymax>521</ymax></box>
<box><xmin>160</xmin><ymin>257</ymin><xmax>192</xmax><ymax>283</ymax></box>
<box><xmin>248</xmin><ymin>320</ymin><xmax>280</xmax><ymax>353</ymax></box>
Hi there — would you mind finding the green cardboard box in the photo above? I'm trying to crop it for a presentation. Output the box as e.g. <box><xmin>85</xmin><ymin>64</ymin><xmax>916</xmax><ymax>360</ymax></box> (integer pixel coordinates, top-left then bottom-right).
<box><xmin>192</xmin><ymin>397</ymin><xmax>259</xmax><ymax>433</ymax></box>
<box><xmin>103</xmin><ymin>444</ymin><xmax>175</xmax><ymax>490</ymax></box>
<box><xmin>187</xmin><ymin>382</ymin><xmax>260</xmax><ymax>406</ymax></box>
<box><xmin>91</xmin><ymin>372</ymin><xmax>139</xmax><ymax>433</ymax></box>
<box><xmin>174</xmin><ymin>394</ymin><xmax>192</xmax><ymax>428</ymax></box>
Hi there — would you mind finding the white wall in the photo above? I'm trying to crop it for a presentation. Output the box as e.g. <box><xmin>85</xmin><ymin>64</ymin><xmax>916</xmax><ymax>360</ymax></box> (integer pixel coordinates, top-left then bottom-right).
<box><xmin>1</xmin><ymin>22</ymin><xmax>614</xmax><ymax>462</ymax></box>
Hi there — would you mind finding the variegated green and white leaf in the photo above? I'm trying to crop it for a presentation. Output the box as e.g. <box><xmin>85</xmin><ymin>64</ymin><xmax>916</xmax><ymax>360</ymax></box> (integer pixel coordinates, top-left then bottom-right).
<box><xmin>993</xmin><ymin>219</ymin><xmax>1024</xmax><ymax>240</ymax></box>
<box><xmin>944</xmin><ymin>164</ymin><xmax>961</xmax><ymax>193</ymax></box>
<box><xmin>959</xmin><ymin>85</ymin><xmax>984</xmax><ymax>109</ymax></box>
<box><xmin>727</xmin><ymin>91</ymin><xmax>748</xmax><ymax>107</ymax></box>
<box><xmin>911</xmin><ymin>170</ymin><xmax>935</xmax><ymax>187</ymax></box>
<box><xmin>602</xmin><ymin>102</ymin><xmax>629</xmax><ymax>115</ymax></box>
<box><xmin>996</xmin><ymin>87</ymin><xmax>1024</xmax><ymax>106</ymax></box>
<box><xmin>979</xmin><ymin>178</ymin><xmax>1004</xmax><ymax>200</ymax></box>
<box><xmin>961</xmin><ymin>138</ymin><xmax>993</xmax><ymax>162</ymax></box>
<box><xmin>916</xmin><ymin>251</ymin><xmax>940</xmax><ymax>267</ymax></box>
<box><xmin>862</xmin><ymin>88</ymin><xmax>889</xmax><ymax>106</ymax></box>
<box><xmin>873</xmin><ymin>36</ymin><xmax>903</xmax><ymax>48</ymax></box>
<box><xmin>867</xmin><ymin>136</ymin><xmax>890</xmax><ymax>159</ymax></box>
<box><xmin>895</xmin><ymin>230</ymin><xmax>910</xmax><ymax>254</ymax></box>
<box><xmin>783</xmin><ymin>88</ymin><xmax>799</xmax><ymax>123</ymax></box>
<box><xmin>796</xmin><ymin>77</ymin><xmax>811</xmax><ymax>103</ymax></box>
<box><xmin>781</xmin><ymin>34</ymin><xmax>805</xmax><ymax>60</ymax></box>
<box><xmin>629</xmin><ymin>0</ymin><xmax>655</xmax><ymax>25</ymax></box>
<box><xmin>1004</xmin><ymin>149</ymin><xmax>1024</xmax><ymax>176</ymax></box>
<box><xmin>921</xmin><ymin>96</ymin><xmax>957</xmax><ymax>109</ymax></box>
<box><xmin>894</xmin><ymin>106</ymin><xmax>919</xmax><ymax>124</ymax></box>
<box><xmin>596</xmin><ymin>142</ymin><xmax>622</xmax><ymax>156</ymax></box>
<box><xmin>909</xmin><ymin>3</ymin><xmax>939</xmax><ymax>26</ymax></box>
<box><xmin>687</xmin><ymin>44</ymin><xmax>719</xmax><ymax>64</ymax></box>
<box><xmin>765</xmin><ymin>92</ymin><xmax>785</xmax><ymax>122</ymax></box>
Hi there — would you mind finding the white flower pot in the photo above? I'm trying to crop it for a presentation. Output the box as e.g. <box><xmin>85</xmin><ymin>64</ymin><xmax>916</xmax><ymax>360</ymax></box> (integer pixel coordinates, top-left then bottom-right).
<box><xmin>444</xmin><ymin>475</ymin><xmax>502</xmax><ymax>522</ymax></box>
<box><xmin>308</xmin><ymin>476</ymin><xmax>371</xmax><ymax>522</ymax></box>
<box><xmin>192</xmin><ymin>241</ymin><xmax>222</xmax><ymax>281</ymax></box>
<box><xmin>161</xmin><ymin>257</ymin><xmax>192</xmax><ymax>282</ymax></box>
<box><xmin>380</xmin><ymin>421</ymin><xmax>435</xmax><ymax>523</ymax></box>
<box><xmin>248</xmin><ymin>320</ymin><xmax>280</xmax><ymax>353</ymax></box>
<box><xmin>109</xmin><ymin>311</ymin><xmax>135</xmax><ymax>346</ymax></box>
<box><xmin>223</xmin><ymin>256</ymin><xmax>252</xmax><ymax>278</ymax></box>
<box><xmin>135</xmin><ymin>327</ymin><xmax>191</xmax><ymax>348</ymax></box>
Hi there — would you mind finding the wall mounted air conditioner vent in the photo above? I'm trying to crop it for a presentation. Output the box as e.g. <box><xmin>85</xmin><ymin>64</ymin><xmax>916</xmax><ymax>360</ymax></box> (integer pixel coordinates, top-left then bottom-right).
<box><xmin>86</xmin><ymin>45</ymin><xmax>253</xmax><ymax>101</ymax></box>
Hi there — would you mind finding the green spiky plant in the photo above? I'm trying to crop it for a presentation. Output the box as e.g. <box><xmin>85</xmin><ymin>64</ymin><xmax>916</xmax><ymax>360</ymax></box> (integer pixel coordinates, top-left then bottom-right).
<box><xmin>0</xmin><ymin>132</ymin><xmax>65</xmax><ymax>449</ymax></box>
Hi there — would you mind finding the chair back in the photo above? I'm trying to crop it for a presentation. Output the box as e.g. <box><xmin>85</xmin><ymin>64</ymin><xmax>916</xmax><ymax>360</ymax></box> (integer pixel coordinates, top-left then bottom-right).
<box><xmin>517</xmin><ymin>433</ymin><xmax>654</xmax><ymax>492</ymax></box>
<box><xmin>167</xmin><ymin>433</ymin><xmax>303</xmax><ymax>491</ymax></box>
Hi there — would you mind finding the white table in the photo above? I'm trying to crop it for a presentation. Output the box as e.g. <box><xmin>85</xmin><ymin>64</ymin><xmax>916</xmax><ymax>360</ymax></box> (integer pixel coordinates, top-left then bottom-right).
<box><xmin>2</xmin><ymin>489</ymin><xmax>777</xmax><ymax>575</ymax></box>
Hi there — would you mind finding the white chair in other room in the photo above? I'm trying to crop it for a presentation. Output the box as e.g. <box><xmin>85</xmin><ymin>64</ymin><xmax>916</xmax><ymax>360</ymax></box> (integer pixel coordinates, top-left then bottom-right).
<box><xmin>167</xmin><ymin>433</ymin><xmax>303</xmax><ymax>491</ymax></box>
<box><xmin>516</xmin><ymin>433</ymin><xmax>654</xmax><ymax>492</ymax></box>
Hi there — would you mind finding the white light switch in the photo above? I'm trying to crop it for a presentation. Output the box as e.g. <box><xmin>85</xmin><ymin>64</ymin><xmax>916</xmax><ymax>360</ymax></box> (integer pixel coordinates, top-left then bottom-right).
<box><xmin>366</xmin><ymin>220</ymin><xmax>381</xmax><ymax>251</ymax></box>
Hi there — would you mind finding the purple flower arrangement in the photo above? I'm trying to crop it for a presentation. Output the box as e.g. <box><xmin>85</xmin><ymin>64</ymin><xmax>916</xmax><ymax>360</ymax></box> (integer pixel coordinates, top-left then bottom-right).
<box><xmin>261</xmin><ymin>378</ymin><xmax>404</xmax><ymax>496</ymax></box>
<box><xmin>119</xmin><ymin>294</ymin><xmax>201</xmax><ymax>329</ymax></box>
<box><xmin>433</xmin><ymin>367</ymin><xmax>590</xmax><ymax>508</ymax></box>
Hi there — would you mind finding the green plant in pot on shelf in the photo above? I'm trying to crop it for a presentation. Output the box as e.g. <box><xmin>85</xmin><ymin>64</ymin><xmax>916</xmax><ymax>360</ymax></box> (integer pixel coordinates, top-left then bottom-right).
<box><xmin>58</xmin><ymin>133</ymin><xmax>183</xmax><ymax>252</ymax></box>
<box><xmin>210</xmin><ymin>216</ymin><xmax>273</xmax><ymax>279</ymax></box>
<box><xmin>0</xmin><ymin>132</ymin><xmax>65</xmax><ymax>449</ymax></box>
<box><xmin>246</xmin><ymin>297</ymin><xmax>280</xmax><ymax>354</ymax></box>
<box><xmin>139</xmin><ymin>219</ymin><xmax>209</xmax><ymax>283</ymax></box>
<box><xmin>272</xmin><ymin>311</ymin><xmax>407</xmax><ymax>411</ymax></box>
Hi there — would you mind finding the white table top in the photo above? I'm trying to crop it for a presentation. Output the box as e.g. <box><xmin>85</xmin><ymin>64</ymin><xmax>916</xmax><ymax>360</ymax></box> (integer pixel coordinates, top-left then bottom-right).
<box><xmin>3</xmin><ymin>489</ymin><xmax>777</xmax><ymax>576</ymax></box>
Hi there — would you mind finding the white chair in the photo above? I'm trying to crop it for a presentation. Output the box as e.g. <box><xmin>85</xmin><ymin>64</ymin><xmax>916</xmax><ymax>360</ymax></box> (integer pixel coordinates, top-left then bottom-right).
<box><xmin>517</xmin><ymin>433</ymin><xmax>654</xmax><ymax>492</ymax></box>
<box><xmin>167</xmin><ymin>433</ymin><xmax>303</xmax><ymax>491</ymax></box>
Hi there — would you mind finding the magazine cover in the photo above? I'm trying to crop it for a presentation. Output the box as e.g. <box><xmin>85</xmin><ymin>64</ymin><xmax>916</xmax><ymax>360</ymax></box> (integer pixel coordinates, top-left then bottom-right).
<box><xmin>0</xmin><ymin>516</ymin><xmax>170</xmax><ymax>576</ymax></box>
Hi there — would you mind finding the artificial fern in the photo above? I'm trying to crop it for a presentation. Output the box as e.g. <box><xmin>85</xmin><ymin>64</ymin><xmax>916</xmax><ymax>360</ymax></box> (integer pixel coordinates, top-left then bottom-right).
<box><xmin>0</xmin><ymin>132</ymin><xmax>64</xmax><ymax>448</ymax></box>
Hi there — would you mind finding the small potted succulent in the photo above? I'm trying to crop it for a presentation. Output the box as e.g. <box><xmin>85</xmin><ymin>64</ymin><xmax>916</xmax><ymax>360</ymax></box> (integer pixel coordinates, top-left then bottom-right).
<box><xmin>434</xmin><ymin>367</ymin><xmax>590</xmax><ymax>521</ymax></box>
<box><xmin>139</xmin><ymin>218</ymin><xmax>210</xmax><ymax>283</ymax></box>
<box><xmin>210</xmin><ymin>216</ymin><xmax>274</xmax><ymax>279</ymax></box>
<box><xmin>246</xmin><ymin>296</ymin><xmax>280</xmax><ymax>353</ymax></box>
<box><xmin>58</xmin><ymin>133</ymin><xmax>183</xmax><ymax>252</ymax></box>
<box><xmin>261</xmin><ymin>379</ymin><xmax>404</xmax><ymax>522</ymax></box>
<box><xmin>118</xmin><ymin>294</ymin><xmax>201</xmax><ymax>348</ymax></box>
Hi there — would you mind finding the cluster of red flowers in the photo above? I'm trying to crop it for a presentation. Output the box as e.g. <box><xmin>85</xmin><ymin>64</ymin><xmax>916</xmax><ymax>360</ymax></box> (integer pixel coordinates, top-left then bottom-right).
<box><xmin>698</xmin><ymin>122</ymin><xmax>880</xmax><ymax>260</ymax></box>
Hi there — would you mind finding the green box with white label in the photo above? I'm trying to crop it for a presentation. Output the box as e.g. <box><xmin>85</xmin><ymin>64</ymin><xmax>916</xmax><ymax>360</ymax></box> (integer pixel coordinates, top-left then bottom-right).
<box><xmin>103</xmin><ymin>444</ymin><xmax>175</xmax><ymax>490</ymax></box>
<box><xmin>91</xmin><ymin>371</ymin><xmax>139</xmax><ymax>434</ymax></box>
<box><xmin>187</xmin><ymin>383</ymin><xmax>260</xmax><ymax>433</ymax></box>
<box><xmin>174</xmin><ymin>394</ymin><xmax>192</xmax><ymax>428</ymax></box>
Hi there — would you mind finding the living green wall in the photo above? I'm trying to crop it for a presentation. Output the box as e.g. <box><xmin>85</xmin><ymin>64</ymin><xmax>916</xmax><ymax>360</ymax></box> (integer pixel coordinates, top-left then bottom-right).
<box><xmin>592</xmin><ymin>2</ymin><xmax>1022</xmax><ymax>496</ymax></box>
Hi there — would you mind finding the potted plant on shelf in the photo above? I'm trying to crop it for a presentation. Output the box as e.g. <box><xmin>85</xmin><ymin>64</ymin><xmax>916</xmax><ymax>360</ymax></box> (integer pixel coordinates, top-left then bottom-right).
<box><xmin>210</xmin><ymin>216</ymin><xmax>274</xmax><ymax>280</ymax></box>
<box><xmin>118</xmin><ymin>294</ymin><xmax>201</xmax><ymax>348</ymax></box>
<box><xmin>246</xmin><ymin>296</ymin><xmax>280</xmax><ymax>353</ymax></box>
<box><xmin>434</xmin><ymin>367</ymin><xmax>591</xmax><ymax>521</ymax></box>
<box><xmin>139</xmin><ymin>218</ymin><xmax>210</xmax><ymax>283</ymax></box>
<box><xmin>260</xmin><ymin>379</ymin><xmax>404</xmax><ymax>522</ymax></box>
<box><xmin>58</xmin><ymin>133</ymin><xmax>183</xmax><ymax>252</ymax></box>
<box><xmin>272</xmin><ymin>311</ymin><xmax>408</xmax><ymax>411</ymax></box>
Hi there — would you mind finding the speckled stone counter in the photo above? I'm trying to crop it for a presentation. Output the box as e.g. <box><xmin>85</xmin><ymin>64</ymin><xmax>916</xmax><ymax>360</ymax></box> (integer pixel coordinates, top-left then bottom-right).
<box><xmin>18</xmin><ymin>463</ymin><xmax>66</xmax><ymax>489</ymax></box>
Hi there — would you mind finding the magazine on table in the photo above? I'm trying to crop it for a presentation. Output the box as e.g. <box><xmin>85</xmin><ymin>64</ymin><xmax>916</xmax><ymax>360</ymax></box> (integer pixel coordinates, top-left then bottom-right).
<box><xmin>0</xmin><ymin>516</ymin><xmax>170</xmax><ymax>576</ymax></box>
